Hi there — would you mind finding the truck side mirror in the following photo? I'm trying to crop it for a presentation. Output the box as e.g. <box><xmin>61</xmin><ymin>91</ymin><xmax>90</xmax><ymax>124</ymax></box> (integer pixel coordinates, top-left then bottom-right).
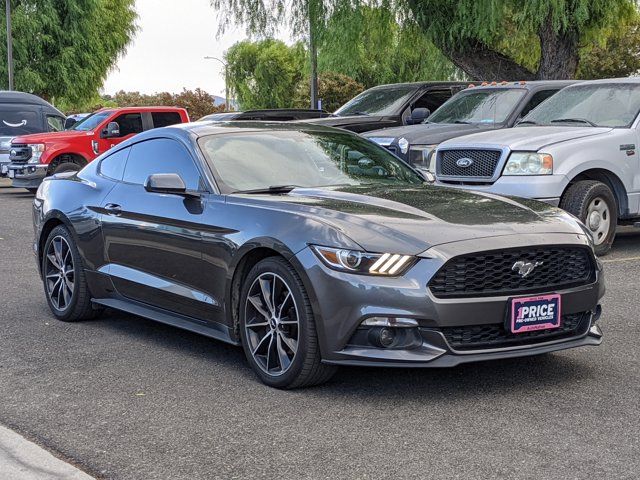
<box><xmin>101</xmin><ymin>122</ymin><xmax>120</xmax><ymax>139</ymax></box>
<box><xmin>407</xmin><ymin>108</ymin><xmax>430</xmax><ymax>125</ymax></box>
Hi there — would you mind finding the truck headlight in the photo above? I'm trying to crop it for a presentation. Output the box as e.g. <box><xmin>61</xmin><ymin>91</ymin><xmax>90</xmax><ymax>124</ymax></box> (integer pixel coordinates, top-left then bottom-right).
<box><xmin>27</xmin><ymin>144</ymin><xmax>46</xmax><ymax>164</ymax></box>
<box><xmin>503</xmin><ymin>152</ymin><xmax>553</xmax><ymax>175</ymax></box>
<box><xmin>311</xmin><ymin>245</ymin><xmax>416</xmax><ymax>276</ymax></box>
<box><xmin>408</xmin><ymin>145</ymin><xmax>437</xmax><ymax>169</ymax></box>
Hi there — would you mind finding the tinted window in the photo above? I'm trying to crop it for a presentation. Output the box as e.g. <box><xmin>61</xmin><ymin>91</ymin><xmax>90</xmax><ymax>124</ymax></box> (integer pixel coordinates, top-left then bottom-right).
<box><xmin>413</xmin><ymin>89</ymin><xmax>452</xmax><ymax>111</ymax></box>
<box><xmin>99</xmin><ymin>147</ymin><xmax>130</xmax><ymax>181</ymax></box>
<box><xmin>0</xmin><ymin>108</ymin><xmax>42</xmax><ymax>135</ymax></box>
<box><xmin>112</xmin><ymin>113</ymin><xmax>143</xmax><ymax>137</ymax></box>
<box><xmin>47</xmin><ymin>115</ymin><xmax>65</xmax><ymax>132</ymax></box>
<box><xmin>199</xmin><ymin>130</ymin><xmax>423</xmax><ymax>193</ymax></box>
<box><xmin>152</xmin><ymin>112</ymin><xmax>182</xmax><ymax>128</ymax></box>
<box><xmin>123</xmin><ymin>138</ymin><xmax>202</xmax><ymax>190</ymax></box>
<box><xmin>518</xmin><ymin>89</ymin><xmax>558</xmax><ymax>118</ymax></box>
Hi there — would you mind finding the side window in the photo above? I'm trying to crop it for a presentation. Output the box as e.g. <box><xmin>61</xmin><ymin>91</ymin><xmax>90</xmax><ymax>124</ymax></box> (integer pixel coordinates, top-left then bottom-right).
<box><xmin>111</xmin><ymin>113</ymin><xmax>143</xmax><ymax>137</ymax></box>
<box><xmin>99</xmin><ymin>147</ymin><xmax>131</xmax><ymax>181</ymax></box>
<box><xmin>47</xmin><ymin>115</ymin><xmax>65</xmax><ymax>132</ymax></box>
<box><xmin>413</xmin><ymin>89</ymin><xmax>454</xmax><ymax>112</ymax></box>
<box><xmin>519</xmin><ymin>90</ymin><xmax>558</xmax><ymax>118</ymax></box>
<box><xmin>123</xmin><ymin>138</ymin><xmax>202</xmax><ymax>190</ymax></box>
<box><xmin>151</xmin><ymin>112</ymin><xmax>182</xmax><ymax>128</ymax></box>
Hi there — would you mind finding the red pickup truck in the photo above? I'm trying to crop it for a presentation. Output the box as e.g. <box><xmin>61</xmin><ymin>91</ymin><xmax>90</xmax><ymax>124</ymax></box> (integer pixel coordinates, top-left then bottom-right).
<box><xmin>7</xmin><ymin>106</ymin><xmax>189</xmax><ymax>192</ymax></box>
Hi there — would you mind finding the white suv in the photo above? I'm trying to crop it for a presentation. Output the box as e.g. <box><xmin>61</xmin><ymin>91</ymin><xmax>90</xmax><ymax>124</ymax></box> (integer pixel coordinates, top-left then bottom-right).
<box><xmin>434</xmin><ymin>78</ymin><xmax>640</xmax><ymax>255</ymax></box>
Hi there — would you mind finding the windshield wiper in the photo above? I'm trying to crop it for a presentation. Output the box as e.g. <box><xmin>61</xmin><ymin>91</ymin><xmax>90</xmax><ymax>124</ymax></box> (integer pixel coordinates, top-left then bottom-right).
<box><xmin>551</xmin><ymin>118</ymin><xmax>599</xmax><ymax>127</ymax></box>
<box><xmin>453</xmin><ymin>120</ymin><xmax>472</xmax><ymax>124</ymax></box>
<box><xmin>234</xmin><ymin>185</ymin><xmax>299</xmax><ymax>194</ymax></box>
<box><xmin>517</xmin><ymin>120</ymin><xmax>538</xmax><ymax>126</ymax></box>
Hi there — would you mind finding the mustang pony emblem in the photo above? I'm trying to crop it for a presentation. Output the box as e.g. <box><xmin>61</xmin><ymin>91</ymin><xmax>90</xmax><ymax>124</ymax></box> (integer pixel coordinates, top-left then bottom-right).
<box><xmin>512</xmin><ymin>260</ymin><xmax>544</xmax><ymax>278</ymax></box>
<box><xmin>2</xmin><ymin>120</ymin><xmax>27</xmax><ymax>128</ymax></box>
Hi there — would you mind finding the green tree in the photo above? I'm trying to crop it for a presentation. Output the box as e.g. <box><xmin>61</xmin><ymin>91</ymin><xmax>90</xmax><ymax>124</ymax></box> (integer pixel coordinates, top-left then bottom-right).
<box><xmin>405</xmin><ymin>0</ymin><xmax>638</xmax><ymax>79</ymax></box>
<box><xmin>225</xmin><ymin>39</ymin><xmax>307</xmax><ymax>109</ymax></box>
<box><xmin>0</xmin><ymin>0</ymin><xmax>137</xmax><ymax>106</ymax></box>
<box><xmin>104</xmin><ymin>89</ymin><xmax>226</xmax><ymax>119</ymax></box>
<box><xmin>293</xmin><ymin>71</ymin><xmax>364</xmax><ymax>111</ymax></box>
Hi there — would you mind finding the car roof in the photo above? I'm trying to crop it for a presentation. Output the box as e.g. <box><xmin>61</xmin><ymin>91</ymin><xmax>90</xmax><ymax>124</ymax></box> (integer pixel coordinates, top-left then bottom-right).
<box><xmin>366</xmin><ymin>81</ymin><xmax>469</xmax><ymax>90</ymax></box>
<box><xmin>96</xmin><ymin>106</ymin><xmax>187</xmax><ymax>113</ymax></box>
<box><xmin>0</xmin><ymin>90</ymin><xmax>56</xmax><ymax>106</ymax></box>
<box><xmin>565</xmin><ymin>77</ymin><xmax>640</xmax><ymax>85</ymax></box>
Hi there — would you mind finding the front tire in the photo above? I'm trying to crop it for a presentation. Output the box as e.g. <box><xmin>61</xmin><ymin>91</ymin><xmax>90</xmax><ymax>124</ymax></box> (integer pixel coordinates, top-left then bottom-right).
<box><xmin>239</xmin><ymin>257</ymin><xmax>336</xmax><ymax>388</ymax></box>
<box><xmin>560</xmin><ymin>180</ymin><xmax>617</xmax><ymax>256</ymax></box>
<box><xmin>42</xmin><ymin>225</ymin><xmax>100</xmax><ymax>321</ymax></box>
<box><xmin>52</xmin><ymin>162</ymin><xmax>81</xmax><ymax>176</ymax></box>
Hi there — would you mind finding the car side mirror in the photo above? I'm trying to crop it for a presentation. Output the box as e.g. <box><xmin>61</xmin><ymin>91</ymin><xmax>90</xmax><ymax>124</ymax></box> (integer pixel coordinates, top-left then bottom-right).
<box><xmin>144</xmin><ymin>173</ymin><xmax>201</xmax><ymax>198</ymax></box>
<box><xmin>101</xmin><ymin>121</ymin><xmax>120</xmax><ymax>138</ymax></box>
<box><xmin>407</xmin><ymin>108</ymin><xmax>430</xmax><ymax>125</ymax></box>
<box><xmin>415</xmin><ymin>166</ymin><xmax>435</xmax><ymax>183</ymax></box>
<box><xmin>64</xmin><ymin>118</ymin><xmax>77</xmax><ymax>130</ymax></box>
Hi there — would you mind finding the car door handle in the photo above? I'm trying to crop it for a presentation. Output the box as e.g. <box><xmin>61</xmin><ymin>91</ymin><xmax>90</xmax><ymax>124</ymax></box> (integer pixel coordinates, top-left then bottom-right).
<box><xmin>104</xmin><ymin>203</ymin><xmax>122</xmax><ymax>216</ymax></box>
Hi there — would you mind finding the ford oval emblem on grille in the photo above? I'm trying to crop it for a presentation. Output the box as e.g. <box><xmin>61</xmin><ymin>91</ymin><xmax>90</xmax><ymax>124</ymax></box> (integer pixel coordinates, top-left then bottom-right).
<box><xmin>456</xmin><ymin>157</ymin><xmax>474</xmax><ymax>168</ymax></box>
<box><xmin>10</xmin><ymin>149</ymin><xmax>16</xmax><ymax>156</ymax></box>
<box><xmin>512</xmin><ymin>260</ymin><xmax>544</xmax><ymax>278</ymax></box>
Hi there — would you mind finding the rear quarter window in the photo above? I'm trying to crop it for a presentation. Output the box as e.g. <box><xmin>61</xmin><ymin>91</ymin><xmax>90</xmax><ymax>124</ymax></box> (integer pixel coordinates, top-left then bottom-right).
<box><xmin>99</xmin><ymin>147</ymin><xmax>131</xmax><ymax>181</ymax></box>
<box><xmin>152</xmin><ymin>112</ymin><xmax>183</xmax><ymax>128</ymax></box>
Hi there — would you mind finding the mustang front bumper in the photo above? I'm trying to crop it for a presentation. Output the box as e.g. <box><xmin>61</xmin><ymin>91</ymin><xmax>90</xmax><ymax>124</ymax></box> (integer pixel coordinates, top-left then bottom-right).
<box><xmin>294</xmin><ymin>232</ymin><xmax>604</xmax><ymax>367</ymax></box>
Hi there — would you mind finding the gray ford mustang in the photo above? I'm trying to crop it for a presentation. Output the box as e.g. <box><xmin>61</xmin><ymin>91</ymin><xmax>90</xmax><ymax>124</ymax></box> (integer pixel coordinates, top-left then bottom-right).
<box><xmin>32</xmin><ymin>122</ymin><xmax>604</xmax><ymax>388</ymax></box>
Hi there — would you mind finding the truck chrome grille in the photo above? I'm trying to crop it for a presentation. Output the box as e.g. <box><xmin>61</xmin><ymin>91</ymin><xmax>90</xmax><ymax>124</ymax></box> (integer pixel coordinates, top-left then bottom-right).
<box><xmin>437</xmin><ymin>149</ymin><xmax>501</xmax><ymax>178</ymax></box>
<box><xmin>428</xmin><ymin>246</ymin><xmax>595</xmax><ymax>298</ymax></box>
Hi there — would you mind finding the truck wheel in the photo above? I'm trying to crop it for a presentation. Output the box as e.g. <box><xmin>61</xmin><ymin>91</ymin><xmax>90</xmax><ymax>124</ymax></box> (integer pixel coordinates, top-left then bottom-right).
<box><xmin>52</xmin><ymin>162</ymin><xmax>81</xmax><ymax>175</ymax></box>
<box><xmin>560</xmin><ymin>180</ymin><xmax>617</xmax><ymax>256</ymax></box>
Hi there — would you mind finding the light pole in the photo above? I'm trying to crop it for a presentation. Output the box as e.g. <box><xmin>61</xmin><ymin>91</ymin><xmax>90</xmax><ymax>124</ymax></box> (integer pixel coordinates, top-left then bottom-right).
<box><xmin>6</xmin><ymin>0</ymin><xmax>13</xmax><ymax>90</ymax></box>
<box><xmin>204</xmin><ymin>56</ymin><xmax>229</xmax><ymax>111</ymax></box>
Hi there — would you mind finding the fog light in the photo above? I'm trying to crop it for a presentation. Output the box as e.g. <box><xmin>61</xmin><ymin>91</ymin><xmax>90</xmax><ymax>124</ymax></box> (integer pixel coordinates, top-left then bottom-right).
<box><xmin>379</xmin><ymin>328</ymin><xmax>395</xmax><ymax>347</ymax></box>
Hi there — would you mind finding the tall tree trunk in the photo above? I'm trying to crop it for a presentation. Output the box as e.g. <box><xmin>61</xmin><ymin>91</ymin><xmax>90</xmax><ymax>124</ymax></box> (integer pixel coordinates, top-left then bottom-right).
<box><xmin>536</xmin><ymin>15</ymin><xmax>580</xmax><ymax>79</ymax></box>
<box><xmin>441</xmin><ymin>40</ymin><xmax>536</xmax><ymax>81</ymax></box>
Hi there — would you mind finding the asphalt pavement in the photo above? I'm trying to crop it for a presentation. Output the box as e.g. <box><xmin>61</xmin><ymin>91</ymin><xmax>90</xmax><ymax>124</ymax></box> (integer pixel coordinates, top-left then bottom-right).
<box><xmin>0</xmin><ymin>179</ymin><xmax>638</xmax><ymax>480</ymax></box>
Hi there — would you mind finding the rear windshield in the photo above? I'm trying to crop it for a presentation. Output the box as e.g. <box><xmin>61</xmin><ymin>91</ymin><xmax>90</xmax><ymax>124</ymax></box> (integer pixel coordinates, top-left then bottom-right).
<box><xmin>0</xmin><ymin>109</ymin><xmax>42</xmax><ymax>136</ymax></box>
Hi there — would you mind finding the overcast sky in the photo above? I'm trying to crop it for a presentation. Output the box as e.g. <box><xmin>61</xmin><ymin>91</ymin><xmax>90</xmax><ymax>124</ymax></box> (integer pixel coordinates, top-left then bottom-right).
<box><xmin>103</xmin><ymin>0</ymin><xmax>291</xmax><ymax>98</ymax></box>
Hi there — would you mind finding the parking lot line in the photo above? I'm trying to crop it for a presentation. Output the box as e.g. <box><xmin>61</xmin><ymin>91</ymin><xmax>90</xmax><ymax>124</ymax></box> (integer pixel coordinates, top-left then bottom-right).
<box><xmin>602</xmin><ymin>256</ymin><xmax>640</xmax><ymax>263</ymax></box>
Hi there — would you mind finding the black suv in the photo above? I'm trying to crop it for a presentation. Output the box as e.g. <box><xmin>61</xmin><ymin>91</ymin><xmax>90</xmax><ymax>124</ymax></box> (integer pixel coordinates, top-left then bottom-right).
<box><xmin>303</xmin><ymin>82</ymin><xmax>468</xmax><ymax>133</ymax></box>
<box><xmin>363</xmin><ymin>81</ymin><xmax>575</xmax><ymax>169</ymax></box>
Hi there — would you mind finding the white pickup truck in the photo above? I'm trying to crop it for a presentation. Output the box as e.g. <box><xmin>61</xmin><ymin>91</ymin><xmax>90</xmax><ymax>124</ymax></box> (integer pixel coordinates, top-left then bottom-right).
<box><xmin>433</xmin><ymin>78</ymin><xmax>640</xmax><ymax>255</ymax></box>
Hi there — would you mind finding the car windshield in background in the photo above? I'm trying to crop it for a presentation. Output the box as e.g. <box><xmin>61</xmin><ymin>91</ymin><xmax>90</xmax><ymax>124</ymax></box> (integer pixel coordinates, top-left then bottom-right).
<box><xmin>72</xmin><ymin>111</ymin><xmax>111</xmax><ymax>131</ymax></box>
<box><xmin>199</xmin><ymin>129</ymin><xmax>424</xmax><ymax>193</ymax></box>
<box><xmin>428</xmin><ymin>89</ymin><xmax>526</xmax><ymax>125</ymax></box>
<box><xmin>521</xmin><ymin>83</ymin><xmax>640</xmax><ymax>128</ymax></box>
<box><xmin>334</xmin><ymin>85</ymin><xmax>420</xmax><ymax>116</ymax></box>
<box><xmin>0</xmin><ymin>110</ymin><xmax>42</xmax><ymax>136</ymax></box>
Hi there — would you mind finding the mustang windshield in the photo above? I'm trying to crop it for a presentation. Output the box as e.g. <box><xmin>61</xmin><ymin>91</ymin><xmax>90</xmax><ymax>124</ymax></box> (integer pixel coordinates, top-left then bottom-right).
<box><xmin>428</xmin><ymin>89</ymin><xmax>526</xmax><ymax>125</ymax></box>
<box><xmin>199</xmin><ymin>129</ymin><xmax>424</xmax><ymax>193</ymax></box>
<box><xmin>521</xmin><ymin>83</ymin><xmax>640</xmax><ymax>128</ymax></box>
<box><xmin>334</xmin><ymin>85</ymin><xmax>419</xmax><ymax>116</ymax></box>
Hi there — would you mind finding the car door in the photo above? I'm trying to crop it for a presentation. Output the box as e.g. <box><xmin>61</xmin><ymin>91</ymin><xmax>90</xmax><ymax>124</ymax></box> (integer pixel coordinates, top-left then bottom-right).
<box><xmin>99</xmin><ymin>136</ymin><xmax>217</xmax><ymax>320</ymax></box>
<box><xmin>95</xmin><ymin>112</ymin><xmax>144</xmax><ymax>156</ymax></box>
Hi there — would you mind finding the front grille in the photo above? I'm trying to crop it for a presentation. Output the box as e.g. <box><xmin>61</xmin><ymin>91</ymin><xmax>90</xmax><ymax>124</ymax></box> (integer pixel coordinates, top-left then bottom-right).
<box><xmin>9</xmin><ymin>144</ymin><xmax>31</xmax><ymax>164</ymax></box>
<box><xmin>439</xmin><ymin>312</ymin><xmax>590</xmax><ymax>351</ymax></box>
<box><xmin>438</xmin><ymin>149</ymin><xmax>501</xmax><ymax>178</ymax></box>
<box><xmin>429</xmin><ymin>246</ymin><xmax>595</xmax><ymax>298</ymax></box>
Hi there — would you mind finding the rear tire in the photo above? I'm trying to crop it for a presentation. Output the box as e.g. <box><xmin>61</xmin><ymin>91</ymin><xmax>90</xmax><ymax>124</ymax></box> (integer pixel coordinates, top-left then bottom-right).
<box><xmin>42</xmin><ymin>225</ymin><xmax>101</xmax><ymax>321</ymax></box>
<box><xmin>560</xmin><ymin>180</ymin><xmax>617</xmax><ymax>256</ymax></box>
<box><xmin>52</xmin><ymin>162</ymin><xmax>81</xmax><ymax>175</ymax></box>
<box><xmin>239</xmin><ymin>257</ymin><xmax>337</xmax><ymax>388</ymax></box>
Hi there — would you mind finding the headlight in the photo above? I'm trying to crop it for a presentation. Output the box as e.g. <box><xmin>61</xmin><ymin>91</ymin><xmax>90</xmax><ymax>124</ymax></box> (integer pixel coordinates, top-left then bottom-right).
<box><xmin>408</xmin><ymin>145</ymin><xmax>437</xmax><ymax>169</ymax></box>
<box><xmin>398</xmin><ymin>137</ymin><xmax>409</xmax><ymax>154</ymax></box>
<box><xmin>27</xmin><ymin>144</ymin><xmax>46</xmax><ymax>164</ymax></box>
<box><xmin>311</xmin><ymin>245</ymin><xmax>416</xmax><ymax>276</ymax></box>
<box><xmin>503</xmin><ymin>152</ymin><xmax>553</xmax><ymax>175</ymax></box>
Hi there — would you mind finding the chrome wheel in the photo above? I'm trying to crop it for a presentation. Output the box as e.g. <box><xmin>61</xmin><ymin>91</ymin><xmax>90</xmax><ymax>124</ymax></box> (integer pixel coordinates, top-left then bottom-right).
<box><xmin>586</xmin><ymin>196</ymin><xmax>611</xmax><ymax>245</ymax></box>
<box><xmin>244</xmin><ymin>272</ymin><xmax>299</xmax><ymax>376</ymax></box>
<box><xmin>44</xmin><ymin>235</ymin><xmax>75</xmax><ymax>311</ymax></box>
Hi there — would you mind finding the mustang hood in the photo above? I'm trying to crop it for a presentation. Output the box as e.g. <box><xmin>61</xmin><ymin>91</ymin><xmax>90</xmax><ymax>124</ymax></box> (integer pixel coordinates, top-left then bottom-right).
<box><xmin>232</xmin><ymin>185</ymin><xmax>587</xmax><ymax>255</ymax></box>
<box><xmin>364</xmin><ymin>123</ymin><xmax>496</xmax><ymax>145</ymax></box>
<box><xmin>441</xmin><ymin>126</ymin><xmax>612</xmax><ymax>151</ymax></box>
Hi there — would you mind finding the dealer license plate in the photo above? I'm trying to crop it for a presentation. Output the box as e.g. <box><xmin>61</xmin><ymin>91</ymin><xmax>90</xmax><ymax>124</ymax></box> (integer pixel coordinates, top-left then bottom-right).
<box><xmin>510</xmin><ymin>294</ymin><xmax>561</xmax><ymax>334</ymax></box>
